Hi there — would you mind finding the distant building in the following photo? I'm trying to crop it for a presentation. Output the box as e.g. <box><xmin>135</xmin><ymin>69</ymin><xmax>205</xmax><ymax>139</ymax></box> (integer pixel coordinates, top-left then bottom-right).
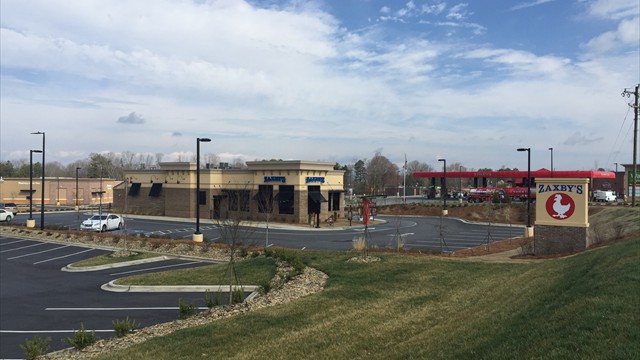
<box><xmin>114</xmin><ymin>160</ymin><xmax>345</xmax><ymax>224</ymax></box>
<box><xmin>0</xmin><ymin>177</ymin><xmax>115</xmax><ymax>207</ymax></box>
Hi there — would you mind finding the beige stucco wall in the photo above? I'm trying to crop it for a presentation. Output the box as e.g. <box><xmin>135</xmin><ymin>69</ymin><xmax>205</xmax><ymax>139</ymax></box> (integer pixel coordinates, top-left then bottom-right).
<box><xmin>0</xmin><ymin>177</ymin><xmax>116</xmax><ymax>207</ymax></box>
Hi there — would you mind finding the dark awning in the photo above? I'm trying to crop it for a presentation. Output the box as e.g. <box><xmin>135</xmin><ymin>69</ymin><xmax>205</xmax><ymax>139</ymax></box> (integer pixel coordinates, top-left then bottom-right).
<box><xmin>308</xmin><ymin>192</ymin><xmax>327</xmax><ymax>203</ymax></box>
<box><xmin>149</xmin><ymin>183</ymin><xmax>162</xmax><ymax>197</ymax></box>
<box><xmin>128</xmin><ymin>183</ymin><xmax>141</xmax><ymax>196</ymax></box>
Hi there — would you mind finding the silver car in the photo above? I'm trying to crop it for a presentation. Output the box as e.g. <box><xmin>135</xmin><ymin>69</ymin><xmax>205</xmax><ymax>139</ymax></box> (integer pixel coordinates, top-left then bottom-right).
<box><xmin>80</xmin><ymin>214</ymin><xmax>124</xmax><ymax>232</ymax></box>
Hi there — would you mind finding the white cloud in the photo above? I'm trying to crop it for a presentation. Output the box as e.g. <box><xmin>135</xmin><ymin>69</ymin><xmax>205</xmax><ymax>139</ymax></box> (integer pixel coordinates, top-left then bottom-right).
<box><xmin>585</xmin><ymin>17</ymin><xmax>640</xmax><ymax>53</ymax></box>
<box><xmin>509</xmin><ymin>0</ymin><xmax>555</xmax><ymax>11</ymax></box>
<box><xmin>462</xmin><ymin>48</ymin><xmax>572</xmax><ymax>75</ymax></box>
<box><xmin>586</xmin><ymin>0</ymin><xmax>640</xmax><ymax>20</ymax></box>
<box><xmin>446</xmin><ymin>3</ymin><xmax>470</xmax><ymax>20</ymax></box>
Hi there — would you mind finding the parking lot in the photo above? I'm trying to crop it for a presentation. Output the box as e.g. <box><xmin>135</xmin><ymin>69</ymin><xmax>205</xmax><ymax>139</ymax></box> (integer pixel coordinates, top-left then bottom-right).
<box><xmin>0</xmin><ymin>235</ymin><xmax>217</xmax><ymax>359</ymax></box>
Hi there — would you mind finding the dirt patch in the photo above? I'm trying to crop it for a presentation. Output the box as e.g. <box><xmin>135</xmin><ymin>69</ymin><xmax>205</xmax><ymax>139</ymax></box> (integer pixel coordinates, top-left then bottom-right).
<box><xmin>376</xmin><ymin>203</ymin><xmax>529</xmax><ymax>225</ymax></box>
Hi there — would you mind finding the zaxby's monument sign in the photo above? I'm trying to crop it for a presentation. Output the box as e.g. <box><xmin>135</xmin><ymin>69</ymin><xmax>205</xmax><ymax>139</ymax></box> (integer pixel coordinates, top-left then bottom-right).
<box><xmin>534</xmin><ymin>178</ymin><xmax>590</xmax><ymax>255</ymax></box>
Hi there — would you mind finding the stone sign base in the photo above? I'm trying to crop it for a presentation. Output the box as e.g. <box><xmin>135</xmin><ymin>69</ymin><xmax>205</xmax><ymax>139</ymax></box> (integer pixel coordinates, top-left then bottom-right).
<box><xmin>534</xmin><ymin>225</ymin><xmax>588</xmax><ymax>255</ymax></box>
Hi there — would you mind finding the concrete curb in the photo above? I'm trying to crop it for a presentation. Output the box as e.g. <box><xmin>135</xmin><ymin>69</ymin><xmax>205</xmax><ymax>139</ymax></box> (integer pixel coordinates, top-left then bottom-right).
<box><xmin>62</xmin><ymin>255</ymin><xmax>172</xmax><ymax>272</ymax></box>
<box><xmin>101</xmin><ymin>280</ymin><xmax>259</xmax><ymax>293</ymax></box>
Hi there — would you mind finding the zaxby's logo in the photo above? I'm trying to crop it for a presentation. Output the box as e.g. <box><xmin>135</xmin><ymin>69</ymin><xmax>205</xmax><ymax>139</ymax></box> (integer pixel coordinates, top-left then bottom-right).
<box><xmin>545</xmin><ymin>193</ymin><xmax>575</xmax><ymax>220</ymax></box>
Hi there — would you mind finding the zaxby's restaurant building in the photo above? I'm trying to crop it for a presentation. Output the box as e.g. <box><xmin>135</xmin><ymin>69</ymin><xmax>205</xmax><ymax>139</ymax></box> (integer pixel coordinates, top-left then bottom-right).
<box><xmin>113</xmin><ymin>160</ymin><xmax>345</xmax><ymax>224</ymax></box>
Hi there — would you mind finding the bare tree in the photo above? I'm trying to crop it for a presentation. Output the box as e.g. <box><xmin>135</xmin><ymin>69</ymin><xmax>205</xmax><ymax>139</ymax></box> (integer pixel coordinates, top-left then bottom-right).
<box><xmin>155</xmin><ymin>152</ymin><xmax>164</xmax><ymax>165</ymax></box>
<box><xmin>215</xmin><ymin>185</ymin><xmax>256</xmax><ymax>305</ymax></box>
<box><xmin>203</xmin><ymin>153</ymin><xmax>219</xmax><ymax>168</ymax></box>
<box><xmin>366</xmin><ymin>152</ymin><xmax>393</xmax><ymax>194</ymax></box>
<box><xmin>256</xmin><ymin>186</ymin><xmax>275</xmax><ymax>248</ymax></box>
<box><xmin>231</xmin><ymin>157</ymin><xmax>247</xmax><ymax>169</ymax></box>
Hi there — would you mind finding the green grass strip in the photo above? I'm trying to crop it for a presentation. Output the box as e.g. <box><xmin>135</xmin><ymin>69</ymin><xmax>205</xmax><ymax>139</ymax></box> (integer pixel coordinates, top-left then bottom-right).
<box><xmin>71</xmin><ymin>251</ymin><xmax>161</xmax><ymax>267</ymax></box>
<box><xmin>115</xmin><ymin>257</ymin><xmax>277</xmax><ymax>286</ymax></box>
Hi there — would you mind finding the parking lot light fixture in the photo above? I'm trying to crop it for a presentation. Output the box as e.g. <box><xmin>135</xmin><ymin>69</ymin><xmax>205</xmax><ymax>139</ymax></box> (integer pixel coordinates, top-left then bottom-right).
<box><xmin>194</xmin><ymin>137</ymin><xmax>211</xmax><ymax>241</ymax></box>
<box><xmin>29</xmin><ymin>150</ymin><xmax>43</xmax><ymax>225</ymax></box>
<box><xmin>438</xmin><ymin>158</ymin><xmax>447</xmax><ymax>210</ymax></box>
<box><xmin>548</xmin><ymin>147</ymin><xmax>554</xmax><ymax>177</ymax></box>
<box><xmin>76</xmin><ymin>167</ymin><xmax>81</xmax><ymax>219</ymax></box>
<box><xmin>517</xmin><ymin>148</ymin><xmax>532</xmax><ymax>237</ymax></box>
<box><xmin>31</xmin><ymin>131</ymin><xmax>45</xmax><ymax>229</ymax></box>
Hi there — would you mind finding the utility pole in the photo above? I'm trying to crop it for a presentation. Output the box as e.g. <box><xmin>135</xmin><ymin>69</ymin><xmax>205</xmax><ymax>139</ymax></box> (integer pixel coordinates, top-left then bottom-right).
<box><xmin>622</xmin><ymin>84</ymin><xmax>639</xmax><ymax>206</ymax></box>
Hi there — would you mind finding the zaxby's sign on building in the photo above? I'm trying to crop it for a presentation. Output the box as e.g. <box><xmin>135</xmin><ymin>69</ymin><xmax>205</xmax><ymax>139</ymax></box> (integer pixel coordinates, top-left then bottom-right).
<box><xmin>534</xmin><ymin>178</ymin><xmax>589</xmax><ymax>255</ymax></box>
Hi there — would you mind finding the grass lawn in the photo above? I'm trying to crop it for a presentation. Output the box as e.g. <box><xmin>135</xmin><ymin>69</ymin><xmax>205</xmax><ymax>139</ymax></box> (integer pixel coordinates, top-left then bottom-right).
<box><xmin>97</xmin><ymin>239</ymin><xmax>639</xmax><ymax>360</ymax></box>
<box><xmin>115</xmin><ymin>257</ymin><xmax>277</xmax><ymax>286</ymax></box>
<box><xmin>70</xmin><ymin>251</ymin><xmax>161</xmax><ymax>267</ymax></box>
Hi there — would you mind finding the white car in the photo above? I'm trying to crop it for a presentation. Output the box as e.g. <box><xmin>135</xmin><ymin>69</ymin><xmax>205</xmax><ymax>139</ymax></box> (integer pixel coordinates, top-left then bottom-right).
<box><xmin>80</xmin><ymin>214</ymin><xmax>124</xmax><ymax>232</ymax></box>
<box><xmin>0</xmin><ymin>209</ymin><xmax>13</xmax><ymax>222</ymax></box>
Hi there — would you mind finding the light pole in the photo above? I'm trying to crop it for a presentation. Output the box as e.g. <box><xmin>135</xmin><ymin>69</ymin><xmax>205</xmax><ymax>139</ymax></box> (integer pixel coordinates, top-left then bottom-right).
<box><xmin>98</xmin><ymin>168</ymin><xmax>103</xmax><ymax>216</ymax></box>
<box><xmin>28</xmin><ymin>149</ymin><xmax>42</xmax><ymax>228</ymax></box>
<box><xmin>194</xmin><ymin>137</ymin><xmax>211</xmax><ymax>242</ymax></box>
<box><xmin>438</xmin><ymin>158</ymin><xmax>447</xmax><ymax>214</ymax></box>
<box><xmin>517</xmin><ymin>148</ymin><xmax>532</xmax><ymax>237</ymax></box>
<box><xmin>76</xmin><ymin>167</ymin><xmax>81</xmax><ymax>220</ymax></box>
<box><xmin>548</xmin><ymin>147</ymin><xmax>553</xmax><ymax>177</ymax></box>
<box><xmin>31</xmin><ymin>131</ymin><xmax>45</xmax><ymax>229</ymax></box>
<box><xmin>614</xmin><ymin>163</ymin><xmax>618</xmax><ymax>198</ymax></box>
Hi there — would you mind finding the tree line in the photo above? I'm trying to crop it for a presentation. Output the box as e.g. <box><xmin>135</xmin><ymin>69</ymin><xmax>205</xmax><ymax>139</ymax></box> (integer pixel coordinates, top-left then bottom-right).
<box><xmin>2</xmin><ymin>150</ymin><xmax>503</xmax><ymax>196</ymax></box>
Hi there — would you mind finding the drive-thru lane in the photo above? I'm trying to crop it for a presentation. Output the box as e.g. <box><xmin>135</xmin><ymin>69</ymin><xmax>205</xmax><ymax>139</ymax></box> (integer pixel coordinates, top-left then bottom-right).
<box><xmin>0</xmin><ymin>235</ymin><xmax>218</xmax><ymax>359</ymax></box>
<box><xmin>25</xmin><ymin>212</ymin><xmax>523</xmax><ymax>252</ymax></box>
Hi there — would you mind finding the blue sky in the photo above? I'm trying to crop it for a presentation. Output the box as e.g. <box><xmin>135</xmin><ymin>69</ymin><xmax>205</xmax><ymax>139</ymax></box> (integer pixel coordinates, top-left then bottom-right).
<box><xmin>1</xmin><ymin>0</ymin><xmax>638</xmax><ymax>171</ymax></box>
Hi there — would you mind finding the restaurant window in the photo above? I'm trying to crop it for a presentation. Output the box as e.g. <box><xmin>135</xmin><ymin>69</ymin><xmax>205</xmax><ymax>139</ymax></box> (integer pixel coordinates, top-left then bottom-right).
<box><xmin>278</xmin><ymin>185</ymin><xmax>294</xmax><ymax>214</ymax></box>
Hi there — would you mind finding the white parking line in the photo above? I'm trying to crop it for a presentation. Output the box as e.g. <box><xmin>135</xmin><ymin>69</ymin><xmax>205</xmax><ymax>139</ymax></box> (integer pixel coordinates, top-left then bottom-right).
<box><xmin>109</xmin><ymin>261</ymin><xmax>201</xmax><ymax>276</ymax></box>
<box><xmin>45</xmin><ymin>306</ymin><xmax>208</xmax><ymax>311</ymax></box>
<box><xmin>0</xmin><ymin>329</ymin><xmax>114</xmax><ymax>334</ymax></box>
<box><xmin>8</xmin><ymin>245</ymin><xmax>71</xmax><ymax>260</ymax></box>
<box><xmin>33</xmin><ymin>248</ymin><xmax>96</xmax><ymax>265</ymax></box>
<box><xmin>0</xmin><ymin>242</ymin><xmax>48</xmax><ymax>253</ymax></box>
<box><xmin>0</xmin><ymin>239</ymin><xmax>30</xmax><ymax>246</ymax></box>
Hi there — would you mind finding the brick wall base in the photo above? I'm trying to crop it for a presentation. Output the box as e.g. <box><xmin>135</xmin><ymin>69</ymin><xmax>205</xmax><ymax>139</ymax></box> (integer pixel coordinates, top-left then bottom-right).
<box><xmin>534</xmin><ymin>225</ymin><xmax>588</xmax><ymax>255</ymax></box>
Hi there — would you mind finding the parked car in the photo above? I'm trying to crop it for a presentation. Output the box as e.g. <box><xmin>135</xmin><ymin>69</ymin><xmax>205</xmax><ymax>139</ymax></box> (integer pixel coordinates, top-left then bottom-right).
<box><xmin>0</xmin><ymin>202</ymin><xmax>18</xmax><ymax>216</ymax></box>
<box><xmin>80</xmin><ymin>213</ymin><xmax>124</xmax><ymax>232</ymax></box>
<box><xmin>0</xmin><ymin>209</ymin><xmax>13</xmax><ymax>222</ymax></box>
<box><xmin>592</xmin><ymin>190</ymin><xmax>616</xmax><ymax>202</ymax></box>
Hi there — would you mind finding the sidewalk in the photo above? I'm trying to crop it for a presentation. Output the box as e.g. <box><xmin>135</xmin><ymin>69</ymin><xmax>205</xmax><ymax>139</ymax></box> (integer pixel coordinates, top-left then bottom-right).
<box><xmin>121</xmin><ymin>213</ymin><xmax>382</xmax><ymax>231</ymax></box>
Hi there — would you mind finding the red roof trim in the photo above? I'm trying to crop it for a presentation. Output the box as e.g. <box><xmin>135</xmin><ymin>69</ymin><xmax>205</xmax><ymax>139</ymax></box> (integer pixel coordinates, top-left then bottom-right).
<box><xmin>413</xmin><ymin>169</ymin><xmax>615</xmax><ymax>179</ymax></box>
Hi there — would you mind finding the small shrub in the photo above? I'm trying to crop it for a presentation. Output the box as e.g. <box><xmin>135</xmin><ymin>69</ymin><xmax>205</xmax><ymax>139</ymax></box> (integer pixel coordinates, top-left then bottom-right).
<box><xmin>270</xmin><ymin>248</ymin><xmax>305</xmax><ymax>275</ymax></box>
<box><xmin>112</xmin><ymin>316</ymin><xmax>140</xmax><ymax>337</ymax></box>
<box><xmin>239</xmin><ymin>247</ymin><xmax>249</xmax><ymax>258</ymax></box>
<box><xmin>232</xmin><ymin>288</ymin><xmax>244</xmax><ymax>303</ymax></box>
<box><xmin>352</xmin><ymin>235</ymin><xmax>367</xmax><ymax>252</ymax></box>
<box><xmin>251</xmin><ymin>251</ymin><xmax>260</xmax><ymax>258</ymax></box>
<box><xmin>259</xmin><ymin>279</ymin><xmax>272</xmax><ymax>294</ymax></box>
<box><xmin>204</xmin><ymin>290</ymin><xmax>220</xmax><ymax>309</ymax></box>
<box><xmin>519</xmin><ymin>237</ymin><xmax>534</xmax><ymax>255</ymax></box>
<box><xmin>66</xmin><ymin>323</ymin><xmax>96</xmax><ymax>350</ymax></box>
<box><xmin>178</xmin><ymin>298</ymin><xmax>198</xmax><ymax>319</ymax></box>
<box><xmin>20</xmin><ymin>336</ymin><xmax>51</xmax><ymax>360</ymax></box>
